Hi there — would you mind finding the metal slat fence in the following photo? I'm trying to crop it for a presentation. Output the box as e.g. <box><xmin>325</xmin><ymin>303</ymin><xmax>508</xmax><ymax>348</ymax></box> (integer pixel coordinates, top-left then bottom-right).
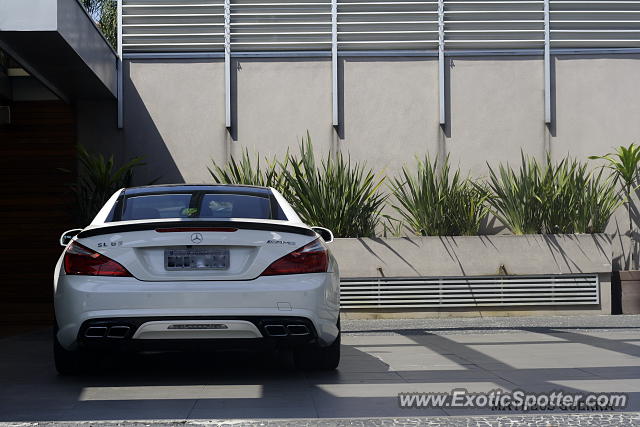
<box><xmin>121</xmin><ymin>0</ymin><xmax>640</xmax><ymax>52</ymax></box>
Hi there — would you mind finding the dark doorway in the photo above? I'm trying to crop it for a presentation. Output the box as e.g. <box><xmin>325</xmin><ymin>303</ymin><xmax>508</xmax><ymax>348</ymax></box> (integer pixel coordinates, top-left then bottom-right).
<box><xmin>0</xmin><ymin>101</ymin><xmax>76</xmax><ymax>336</ymax></box>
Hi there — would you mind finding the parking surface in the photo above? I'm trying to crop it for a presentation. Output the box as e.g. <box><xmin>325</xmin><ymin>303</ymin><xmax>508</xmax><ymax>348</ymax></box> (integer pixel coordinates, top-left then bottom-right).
<box><xmin>1</xmin><ymin>315</ymin><xmax>640</xmax><ymax>424</ymax></box>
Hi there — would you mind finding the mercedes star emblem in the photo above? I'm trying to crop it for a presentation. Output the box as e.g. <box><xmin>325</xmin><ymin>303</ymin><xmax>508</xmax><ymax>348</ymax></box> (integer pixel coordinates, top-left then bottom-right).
<box><xmin>190</xmin><ymin>233</ymin><xmax>203</xmax><ymax>244</ymax></box>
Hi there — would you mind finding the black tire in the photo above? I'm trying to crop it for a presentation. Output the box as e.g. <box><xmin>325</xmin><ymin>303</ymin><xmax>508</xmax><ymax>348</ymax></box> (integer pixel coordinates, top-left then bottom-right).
<box><xmin>53</xmin><ymin>325</ymin><xmax>88</xmax><ymax>376</ymax></box>
<box><xmin>294</xmin><ymin>322</ymin><xmax>340</xmax><ymax>371</ymax></box>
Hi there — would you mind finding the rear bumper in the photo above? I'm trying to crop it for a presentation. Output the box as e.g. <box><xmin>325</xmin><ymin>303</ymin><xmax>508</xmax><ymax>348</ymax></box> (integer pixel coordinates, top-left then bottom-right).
<box><xmin>76</xmin><ymin>316</ymin><xmax>319</xmax><ymax>351</ymax></box>
<box><xmin>54</xmin><ymin>272</ymin><xmax>340</xmax><ymax>350</ymax></box>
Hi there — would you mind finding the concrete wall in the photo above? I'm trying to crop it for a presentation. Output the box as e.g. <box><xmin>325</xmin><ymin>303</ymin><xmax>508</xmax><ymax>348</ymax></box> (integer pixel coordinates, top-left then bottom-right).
<box><xmin>232</xmin><ymin>58</ymin><xmax>334</xmax><ymax>161</ymax></box>
<box><xmin>552</xmin><ymin>55</ymin><xmax>640</xmax><ymax>161</ymax></box>
<box><xmin>75</xmin><ymin>53</ymin><xmax>640</xmax><ymax>241</ymax></box>
<box><xmin>123</xmin><ymin>59</ymin><xmax>227</xmax><ymax>184</ymax></box>
<box><xmin>101</xmin><ymin>54</ymin><xmax>640</xmax><ymax>185</ymax></box>
<box><xmin>447</xmin><ymin>56</ymin><xmax>546</xmax><ymax>176</ymax></box>
<box><xmin>341</xmin><ymin>57</ymin><xmax>440</xmax><ymax>175</ymax></box>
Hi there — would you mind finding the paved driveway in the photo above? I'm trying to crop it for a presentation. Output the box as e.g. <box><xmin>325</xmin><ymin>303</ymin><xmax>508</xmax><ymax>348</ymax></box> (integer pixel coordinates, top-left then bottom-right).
<box><xmin>1</xmin><ymin>316</ymin><xmax>640</xmax><ymax>423</ymax></box>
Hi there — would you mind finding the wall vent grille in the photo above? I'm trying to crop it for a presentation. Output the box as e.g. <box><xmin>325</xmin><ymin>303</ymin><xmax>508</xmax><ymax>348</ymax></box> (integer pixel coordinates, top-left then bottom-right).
<box><xmin>340</xmin><ymin>274</ymin><xmax>600</xmax><ymax>309</ymax></box>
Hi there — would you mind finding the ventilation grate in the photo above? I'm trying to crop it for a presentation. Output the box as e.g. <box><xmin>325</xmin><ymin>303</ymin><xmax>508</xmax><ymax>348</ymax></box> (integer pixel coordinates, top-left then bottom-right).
<box><xmin>340</xmin><ymin>274</ymin><xmax>600</xmax><ymax>309</ymax></box>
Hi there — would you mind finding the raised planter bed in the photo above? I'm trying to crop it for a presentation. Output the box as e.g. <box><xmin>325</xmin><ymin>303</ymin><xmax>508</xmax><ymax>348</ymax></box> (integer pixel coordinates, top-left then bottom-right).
<box><xmin>329</xmin><ymin>234</ymin><xmax>612</xmax><ymax>318</ymax></box>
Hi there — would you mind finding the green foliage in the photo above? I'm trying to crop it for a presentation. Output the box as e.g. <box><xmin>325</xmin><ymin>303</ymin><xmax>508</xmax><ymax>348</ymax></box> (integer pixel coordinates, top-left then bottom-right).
<box><xmin>485</xmin><ymin>153</ymin><xmax>621</xmax><ymax>235</ymax></box>
<box><xmin>484</xmin><ymin>154</ymin><xmax>545</xmax><ymax>235</ymax></box>
<box><xmin>578</xmin><ymin>169</ymin><xmax>622</xmax><ymax>233</ymax></box>
<box><xmin>283</xmin><ymin>133</ymin><xmax>387</xmax><ymax>238</ymax></box>
<box><xmin>80</xmin><ymin>0</ymin><xmax>117</xmax><ymax>48</ymax></box>
<box><xmin>68</xmin><ymin>146</ymin><xmax>146</xmax><ymax>226</ymax></box>
<box><xmin>589</xmin><ymin>143</ymin><xmax>640</xmax><ymax>232</ymax></box>
<box><xmin>589</xmin><ymin>143</ymin><xmax>640</xmax><ymax>193</ymax></box>
<box><xmin>208</xmin><ymin>148</ymin><xmax>290</xmax><ymax>195</ymax></box>
<box><xmin>389</xmin><ymin>156</ymin><xmax>490</xmax><ymax>236</ymax></box>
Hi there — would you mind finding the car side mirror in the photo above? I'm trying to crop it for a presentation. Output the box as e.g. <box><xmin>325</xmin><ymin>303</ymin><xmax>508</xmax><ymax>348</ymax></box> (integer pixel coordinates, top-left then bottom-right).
<box><xmin>59</xmin><ymin>229</ymin><xmax>83</xmax><ymax>247</ymax></box>
<box><xmin>311</xmin><ymin>227</ymin><xmax>334</xmax><ymax>243</ymax></box>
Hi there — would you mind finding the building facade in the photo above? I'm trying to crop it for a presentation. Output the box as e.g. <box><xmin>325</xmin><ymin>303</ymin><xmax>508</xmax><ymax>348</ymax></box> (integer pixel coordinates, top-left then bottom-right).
<box><xmin>91</xmin><ymin>0</ymin><xmax>640</xmax><ymax>187</ymax></box>
<box><xmin>2</xmin><ymin>0</ymin><xmax>640</xmax><ymax>327</ymax></box>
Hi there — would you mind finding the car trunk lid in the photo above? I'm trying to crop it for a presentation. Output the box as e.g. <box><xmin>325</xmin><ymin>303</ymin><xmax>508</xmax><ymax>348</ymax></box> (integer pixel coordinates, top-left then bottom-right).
<box><xmin>75</xmin><ymin>219</ymin><xmax>316</xmax><ymax>281</ymax></box>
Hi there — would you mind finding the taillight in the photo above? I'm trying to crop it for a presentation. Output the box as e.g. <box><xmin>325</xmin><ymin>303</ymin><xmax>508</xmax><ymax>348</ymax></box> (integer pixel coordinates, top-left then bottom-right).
<box><xmin>261</xmin><ymin>238</ymin><xmax>328</xmax><ymax>276</ymax></box>
<box><xmin>63</xmin><ymin>241</ymin><xmax>132</xmax><ymax>277</ymax></box>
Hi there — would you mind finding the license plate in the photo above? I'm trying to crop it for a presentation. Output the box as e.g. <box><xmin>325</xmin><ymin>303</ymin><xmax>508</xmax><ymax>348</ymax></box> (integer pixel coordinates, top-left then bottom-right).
<box><xmin>164</xmin><ymin>248</ymin><xmax>229</xmax><ymax>270</ymax></box>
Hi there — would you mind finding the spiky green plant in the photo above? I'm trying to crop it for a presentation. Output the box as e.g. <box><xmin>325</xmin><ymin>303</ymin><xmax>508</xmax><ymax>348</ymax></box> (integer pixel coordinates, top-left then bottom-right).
<box><xmin>576</xmin><ymin>168</ymin><xmax>622</xmax><ymax>233</ymax></box>
<box><xmin>589</xmin><ymin>143</ymin><xmax>640</xmax><ymax>234</ymax></box>
<box><xmin>540</xmin><ymin>156</ymin><xmax>584</xmax><ymax>234</ymax></box>
<box><xmin>390</xmin><ymin>155</ymin><xmax>489</xmax><ymax>236</ymax></box>
<box><xmin>67</xmin><ymin>146</ymin><xmax>146</xmax><ymax>226</ymax></box>
<box><xmin>283</xmin><ymin>133</ymin><xmax>386</xmax><ymax>238</ymax></box>
<box><xmin>485</xmin><ymin>153</ymin><xmax>546</xmax><ymax>235</ymax></box>
<box><xmin>208</xmin><ymin>148</ymin><xmax>290</xmax><ymax>196</ymax></box>
<box><xmin>486</xmin><ymin>153</ymin><xmax>621</xmax><ymax>235</ymax></box>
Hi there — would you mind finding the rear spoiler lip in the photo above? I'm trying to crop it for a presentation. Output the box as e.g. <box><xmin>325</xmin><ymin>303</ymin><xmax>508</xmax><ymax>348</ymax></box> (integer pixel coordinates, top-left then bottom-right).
<box><xmin>77</xmin><ymin>220</ymin><xmax>316</xmax><ymax>238</ymax></box>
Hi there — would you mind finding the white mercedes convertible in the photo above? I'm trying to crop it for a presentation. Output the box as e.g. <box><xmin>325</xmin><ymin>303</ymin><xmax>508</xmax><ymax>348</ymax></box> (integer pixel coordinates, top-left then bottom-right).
<box><xmin>53</xmin><ymin>184</ymin><xmax>340</xmax><ymax>374</ymax></box>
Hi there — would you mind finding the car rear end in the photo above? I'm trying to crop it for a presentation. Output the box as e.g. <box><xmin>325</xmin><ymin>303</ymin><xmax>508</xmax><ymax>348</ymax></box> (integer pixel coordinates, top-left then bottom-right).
<box><xmin>53</xmin><ymin>185</ymin><xmax>340</xmax><ymax>372</ymax></box>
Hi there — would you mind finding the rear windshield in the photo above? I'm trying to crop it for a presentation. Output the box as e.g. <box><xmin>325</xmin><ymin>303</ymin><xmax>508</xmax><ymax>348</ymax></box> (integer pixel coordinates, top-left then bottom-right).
<box><xmin>113</xmin><ymin>191</ymin><xmax>283</xmax><ymax>221</ymax></box>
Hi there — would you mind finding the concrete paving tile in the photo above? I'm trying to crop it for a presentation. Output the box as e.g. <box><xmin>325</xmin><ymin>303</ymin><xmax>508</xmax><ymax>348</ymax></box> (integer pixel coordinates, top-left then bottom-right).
<box><xmin>78</xmin><ymin>385</ymin><xmax>267</xmax><ymax>401</ymax></box>
<box><xmin>444</xmin><ymin>332</ymin><xmax>568</xmax><ymax>344</ymax></box>
<box><xmin>190</xmin><ymin>393</ymin><xmax>315</xmax><ymax>410</ymax></box>
<box><xmin>578</xmin><ymin>366</ymin><xmax>640</xmax><ymax>379</ymax></box>
<box><xmin>333</xmin><ymin>360</ymin><xmax>390</xmax><ymax>373</ymax></box>
<box><xmin>311</xmin><ymin>396</ymin><xmax>449</xmax><ymax>418</ymax></box>
<box><xmin>189</xmin><ymin>405</ymin><xmax>317</xmax><ymax>419</ymax></box>
<box><xmin>312</xmin><ymin>381</ymin><xmax>509</xmax><ymax>398</ymax></box>
<box><xmin>59</xmin><ymin>399</ymin><xmax>196</xmax><ymax>421</ymax></box>
<box><xmin>488</xmin><ymin>367</ymin><xmax>601</xmax><ymax>387</ymax></box>
<box><xmin>342</xmin><ymin>335</ymin><xmax>422</xmax><ymax>346</ymax></box>
<box><xmin>396</xmin><ymin>367</ymin><xmax>507</xmax><ymax>382</ymax></box>
<box><xmin>304</xmin><ymin>370</ymin><xmax>406</xmax><ymax>383</ymax></box>
<box><xmin>360</xmin><ymin>346</ymin><xmax>472</xmax><ymax>371</ymax></box>
<box><xmin>461</xmin><ymin>343</ymin><xmax>640</xmax><ymax>369</ymax></box>
<box><xmin>0</xmin><ymin>409</ymin><xmax>67</xmax><ymax>423</ymax></box>
<box><xmin>574</xmin><ymin>331</ymin><xmax>640</xmax><ymax>340</ymax></box>
<box><xmin>549</xmin><ymin>379</ymin><xmax>640</xmax><ymax>393</ymax></box>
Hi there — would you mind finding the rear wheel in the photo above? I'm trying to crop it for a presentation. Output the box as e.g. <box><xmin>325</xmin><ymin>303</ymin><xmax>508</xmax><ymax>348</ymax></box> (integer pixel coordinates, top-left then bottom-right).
<box><xmin>294</xmin><ymin>320</ymin><xmax>340</xmax><ymax>371</ymax></box>
<box><xmin>53</xmin><ymin>324</ymin><xmax>89</xmax><ymax>375</ymax></box>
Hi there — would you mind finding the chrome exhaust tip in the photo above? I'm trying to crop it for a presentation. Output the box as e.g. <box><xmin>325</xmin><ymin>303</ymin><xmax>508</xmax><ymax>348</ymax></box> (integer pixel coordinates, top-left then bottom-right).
<box><xmin>286</xmin><ymin>324</ymin><xmax>310</xmax><ymax>336</ymax></box>
<box><xmin>264</xmin><ymin>324</ymin><xmax>288</xmax><ymax>337</ymax></box>
<box><xmin>107</xmin><ymin>326</ymin><xmax>130</xmax><ymax>338</ymax></box>
<box><xmin>85</xmin><ymin>326</ymin><xmax>108</xmax><ymax>338</ymax></box>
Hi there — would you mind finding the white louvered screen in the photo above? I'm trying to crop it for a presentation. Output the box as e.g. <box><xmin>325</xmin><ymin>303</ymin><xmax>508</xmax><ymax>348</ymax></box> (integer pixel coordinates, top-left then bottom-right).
<box><xmin>340</xmin><ymin>275</ymin><xmax>600</xmax><ymax>309</ymax></box>
<box><xmin>121</xmin><ymin>0</ymin><xmax>640</xmax><ymax>52</ymax></box>
<box><xmin>231</xmin><ymin>0</ymin><xmax>332</xmax><ymax>51</ymax></box>
<box><xmin>337</xmin><ymin>1</ymin><xmax>439</xmax><ymax>50</ymax></box>
<box><xmin>550</xmin><ymin>0</ymin><xmax>640</xmax><ymax>48</ymax></box>
<box><xmin>122</xmin><ymin>0</ymin><xmax>225</xmax><ymax>52</ymax></box>
<box><xmin>444</xmin><ymin>0</ymin><xmax>545</xmax><ymax>50</ymax></box>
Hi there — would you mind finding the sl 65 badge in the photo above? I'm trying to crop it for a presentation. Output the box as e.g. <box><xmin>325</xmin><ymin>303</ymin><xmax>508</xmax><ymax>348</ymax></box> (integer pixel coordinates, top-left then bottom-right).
<box><xmin>97</xmin><ymin>241</ymin><xmax>123</xmax><ymax>248</ymax></box>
